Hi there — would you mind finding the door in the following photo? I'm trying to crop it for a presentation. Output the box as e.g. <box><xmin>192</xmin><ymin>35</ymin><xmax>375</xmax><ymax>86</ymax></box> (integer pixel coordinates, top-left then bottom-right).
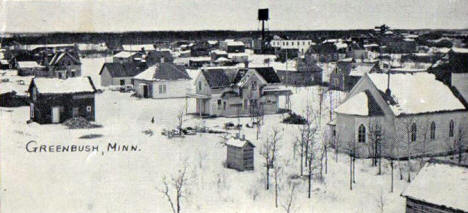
<box><xmin>143</xmin><ymin>85</ymin><xmax>149</xmax><ymax>98</ymax></box>
<box><xmin>52</xmin><ymin>107</ymin><xmax>60</xmax><ymax>123</ymax></box>
<box><xmin>72</xmin><ymin>107</ymin><xmax>79</xmax><ymax>117</ymax></box>
<box><xmin>120</xmin><ymin>79</ymin><xmax>125</xmax><ymax>86</ymax></box>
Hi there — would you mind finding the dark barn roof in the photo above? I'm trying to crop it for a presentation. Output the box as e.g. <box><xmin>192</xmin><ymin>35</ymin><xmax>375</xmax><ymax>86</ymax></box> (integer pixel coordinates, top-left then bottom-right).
<box><xmin>99</xmin><ymin>62</ymin><xmax>145</xmax><ymax>77</ymax></box>
<box><xmin>201</xmin><ymin>69</ymin><xmax>232</xmax><ymax>89</ymax></box>
<box><xmin>153</xmin><ymin>63</ymin><xmax>191</xmax><ymax>80</ymax></box>
<box><xmin>252</xmin><ymin>67</ymin><xmax>281</xmax><ymax>83</ymax></box>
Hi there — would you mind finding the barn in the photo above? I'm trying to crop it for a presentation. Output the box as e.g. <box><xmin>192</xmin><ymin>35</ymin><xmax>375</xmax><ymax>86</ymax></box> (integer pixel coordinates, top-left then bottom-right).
<box><xmin>226</xmin><ymin>134</ymin><xmax>255</xmax><ymax>171</ymax></box>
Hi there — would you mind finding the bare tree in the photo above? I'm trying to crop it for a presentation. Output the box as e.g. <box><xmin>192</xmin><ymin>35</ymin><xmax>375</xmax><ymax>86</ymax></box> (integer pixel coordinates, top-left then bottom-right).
<box><xmin>176</xmin><ymin>110</ymin><xmax>184</xmax><ymax>135</ymax></box>
<box><xmin>301</xmin><ymin>105</ymin><xmax>318</xmax><ymax>198</ymax></box>
<box><xmin>159</xmin><ymin>164</ymin><xmax>191</xmax><ymax>213</ymax></box>
<box><xmin>346</xmin><ymin>139</ymin><xmax>357</xmax><ymax>190</ymax></box>
<box><xmin>455</xmin><ymin>119</ymin><xmax>467</xmax><ymax>164</ymax></box>
<box><xmin>273</xmin><ymin>159</ymin><xmax>288</xmax><ymax>208</ymax></box>
<box><xmin>250</xmin><ymin>101</ymin><xmax>264</xmax><ymax>140</ymax></box>
<box><xmin>398</xmin><ymin>116</ymin><xmax>418</xmax><ymax>183</ymax></box>
<box><xmin>367</xmin><ymin>118</ymin><xmax>384</xmax><ymax>175</ymax></box>
<box><xmin>417</xmin><ymin>119</ymin><xmax>431</xmax><ymax>168</ymax></box>
<box><xmin>259</xmin><ymin>128</ymin><xmax>282</xmax><ymax>191</ymax></box>
<box><xmin>281</xmin><ymin>182</ymin><xmax>299</xmax><ymax>213</ymax></box>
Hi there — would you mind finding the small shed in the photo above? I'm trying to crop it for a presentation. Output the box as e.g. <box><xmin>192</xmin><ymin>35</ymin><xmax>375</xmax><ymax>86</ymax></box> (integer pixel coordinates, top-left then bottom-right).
<box><xmin>226</xmin><ymin>134</ymin><xmax>255</xmax><ymax>171</ymax></box>
<box><xmin>401</xmin><ymin>160</ymin><xmax>468</xmax><ymax>213</ymax></box>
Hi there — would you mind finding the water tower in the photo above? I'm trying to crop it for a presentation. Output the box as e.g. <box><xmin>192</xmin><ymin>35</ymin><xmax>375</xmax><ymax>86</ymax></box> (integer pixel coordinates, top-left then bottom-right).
<box><xmin>258</xmin><ymin>8</ymin><xmax>269</xmax><ymax>53</ymax></box>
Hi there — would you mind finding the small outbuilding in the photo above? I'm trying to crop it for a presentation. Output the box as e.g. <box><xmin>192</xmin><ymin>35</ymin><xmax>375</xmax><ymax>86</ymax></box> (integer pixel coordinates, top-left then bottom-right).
<box><xmin>226</xmin><ymin>134</ymin><xmax>255</xmax><ymax>171</ymax></box>
<box><xmin>401</xmin><ymin>160</ymin><xmax>468</xmax><ymax>213</ymax></box>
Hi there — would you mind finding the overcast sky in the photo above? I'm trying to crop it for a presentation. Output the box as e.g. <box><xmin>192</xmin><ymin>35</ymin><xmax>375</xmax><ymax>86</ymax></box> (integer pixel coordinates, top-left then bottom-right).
<box><xmin>1</xmin><ymin>0</ymin><xmax>468</xmax><ymax>32</ymax></box>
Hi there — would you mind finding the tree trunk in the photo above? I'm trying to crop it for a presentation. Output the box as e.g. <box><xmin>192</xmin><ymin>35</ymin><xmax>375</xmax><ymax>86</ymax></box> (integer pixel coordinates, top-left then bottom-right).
<box><xmin>300</xmin><ymin>143</ymin><xmax>304</xmax><ymax>176</ymax></box>
<box><xmin>349</xmin><ymin>154</ymin><xmax>353</xmax><ymax>191</ymax></box>
<box><xmin>390</xmin><ymin>160</ymin><xmax>394</xmax><ymax>193</ymax></box>
<box><xmin>176</xmin><ymin>195</ymin><xmax>180</xmax><ymax>213</ymax></box>
<box><xmin>308</xmin><ymin>161</ymin><xmax>312</xmax><ymax>198</ymax></box>
<box><xmin>275</xmin><ymin>172</ymin><xmax>278</xmax><ymax>208</ymax></box>
<box><xmin>266</xmin><ymin>164</ymin><xmax>270</xmax><ymax>190</ymax></box>
<box><xmin>325</xmin><ymin>146</ymin><xmax>328</xmax><ymax>174</ymax></box>
<box><xmin>352</xmin><ymin>157</ymin><xmax>356</xmax><ymax>183</ymax></box>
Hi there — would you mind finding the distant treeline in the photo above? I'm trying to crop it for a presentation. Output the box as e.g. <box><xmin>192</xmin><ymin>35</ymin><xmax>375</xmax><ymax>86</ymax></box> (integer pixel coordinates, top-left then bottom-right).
<box><xmin>1</xmin><ymin>29</ymin><xmax>466</xmax><ymax>47</ymax></box>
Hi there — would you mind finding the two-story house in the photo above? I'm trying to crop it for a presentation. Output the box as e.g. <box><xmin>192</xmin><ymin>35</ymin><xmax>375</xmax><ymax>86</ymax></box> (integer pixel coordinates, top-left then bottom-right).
<box><xmin>192</xmin><ymin>66</ymin><xmax>291</xmax><ymax>117</ymax></box>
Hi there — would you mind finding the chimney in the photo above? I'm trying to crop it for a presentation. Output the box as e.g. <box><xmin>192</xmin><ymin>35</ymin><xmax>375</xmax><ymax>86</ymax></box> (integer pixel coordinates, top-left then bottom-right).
<box><xmin>241</xmin><ymin>134</ymin><xmax>245</xmax><ymax>141</ymax></box>
<box><xmin>235</xmin><ymin>133</ymin><xmax>240</xmax><ymax>139</ymax></box>
<box><xmin>385</xmin><ymin>70</ymin><xmax>391</xmax><ymax>96</ymax></box>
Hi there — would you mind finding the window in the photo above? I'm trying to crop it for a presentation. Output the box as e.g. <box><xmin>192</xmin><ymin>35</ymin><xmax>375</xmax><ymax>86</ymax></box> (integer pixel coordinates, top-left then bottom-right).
<box><xmin>159</xmin><ymin>84</ymin><xmax>166</xmax><ymax>94</ymax></box>
<box><xmin>120</xmin><ymin>79</ymin><xmax>125</xmax><ymax>85</ymax></box>
<box><xmin>86</xmin><ymin>106</ymin><xmax>92</xmax><ymax>112</ymax></box>
<box><xmin>30</xmin><ymin>103</ymin><xmax>34</xmax><ymax>118</ymax></box>
<box><xmin>198</xmin><ymin>81</ymin><xmax>202</xmax><ymax>91</ymax></box>
<box><xmin>358</xmin><ymin>124</ymin><xmax>366</xmax><ymax>143</ymax></box>
<box><xmin>449</xmin><ymin>120</ymin><xmax>454</xmax><ymax>137</ymax></box>
<box><xmin>217</xmin><ymin>99</ymin><xmax>222</xmax><ymax>109</ymax></box>
<box><xmin>251</xmin><ymin>81</ymin><xmax>257</xmax><ymax>90</ymax></box>
<box><xmin>430</xmin><ymin>121</ymin><xmax>436</xmax><ymax>140</ymax></box>
<box><xmin>244</xmin><ymin>99</ymin><xmax>248</xmax><ymax>110</ymax></box>
<box><xmin>411</xmin><ymin>123</ymin><xmax>417</xmax><ymax>142</ymax></box>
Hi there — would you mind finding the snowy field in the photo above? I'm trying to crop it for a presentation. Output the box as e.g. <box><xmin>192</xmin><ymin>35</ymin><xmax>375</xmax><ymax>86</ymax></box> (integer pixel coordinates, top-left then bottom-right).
<box><xmin>0</xmin><ymin>57</ymin><xmax>413</xmax><ymax>213</ymax></box>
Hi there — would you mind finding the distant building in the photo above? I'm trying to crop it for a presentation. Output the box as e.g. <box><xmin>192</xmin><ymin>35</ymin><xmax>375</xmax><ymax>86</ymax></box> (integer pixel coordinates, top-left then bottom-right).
<box><xmin>99</xmin><ymin>62</ymin><xmax>146</xmax><ymax>87</ymax></box>
<box><xmin>28</xmin><ymin>77</ymin><xmax>97</xmax><ymax>124</ymax></box>
<box><xmin>275</xmin><ymin>59</ymin><xmax>323</xmax><ymax>86</ymax></box>
<box><xmin>47</xmin><ymin>51</ymin><xmax>82</xmax><ymax>78</ymax></box>
<box><xmin>330</xmin><ymin>60</ymin><xmax>380</xmax><ymax>91</ymax></box>
<box><xmin>189</xmin><ymin>57</ymin><xmax>211</xmax><ymax>68</ymax></box>
<box><xmin>17</xmin><ymin>61</ymin><xmax>46</xmax><ymax>76</ymax></box>
<box><xmin>219</xmin><ymin>40</ymin><xmax>245</xmax><ymax>53</ymax></box>
<box><xmin>146</xmin><ymin>50</ymin><xmax>173</xmax><ymax>66</ymax></box>
<box><xmin>113</xmin><ymin>51</ymin><xmax>145</xmax><ymax>64</ymax></box>
<box><xmin>331</xmin><ymin>72</ymin><xmax>468</xmax><ymax>158</ymax></box>
<box><xmin>226</xmin><ymin>134</ymin><xmax>255</xmax><ymax>171</ymax></box>
<box><xmin>401</xmin><ymin>160</ymin><xmax>468</xmax><ymax>213</ymax></box>
<box><xmin>132</xmin><ymin>63</ymin><xmax>191</xmax><ymax>99</ymax></box>
<box><xmin>270</xmin><ymin>39</ymin><xmax>314</xmax><ymax>55</ymax></box>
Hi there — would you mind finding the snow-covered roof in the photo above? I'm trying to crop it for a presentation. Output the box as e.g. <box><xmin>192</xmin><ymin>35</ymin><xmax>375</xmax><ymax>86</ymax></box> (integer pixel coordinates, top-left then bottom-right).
<box><xmin>133</xmin><ymin>63</ymin><xmax>190</xmax><ymax>81</ymax></box>
<box><xmin>271</xmin><ymin>60</ymin><xmax>297</xmax><ymax>71</ymax></box>
<box><xmin>402</xmin><ymin>161</ymin><xmax>468</xmax><ymax>212</ymax></box>
<box><xmin>114</xmin><ymin>51</ymin><xmax>139</xmax><ymax>58</ymax></box>
<box><xmin>368</xmin><ymin>73</ymin><xmax>466</xmax><ymax>115</ymax></box>
<box><xmin>226</xmin><ymin>136</ymin><xmax>254</xmax><ymax>148</ymax></box>
<box><xmin>349</xmin><ymin>64</ymin><xmax>375</xmax><ymax>77</ymax></box>
<box><xmin>215</xmin><ymin>57</ymin><xmax>230</xmax><ymax>62</ymax></box>
<box><xmin>17</xmin><ymin>61</ymin><xmax>44</xmax><ymax>69</ymax></box>
<box><xmin>335</xmin><ymin>43</ymin><xmax>348</xmax><ymax>50</ymax></box>
<box><xmin>335</xmin><ymin>92</ymin><xmax>369</xmax><ymax>116</ymax></box>
<box><xmin>122</xmin><ymin>44</ymin><xmax>155</xmax><ymax>52</ymax></box>
<box><xmin>32</xmin><ymin>77</ymin><xmax>96</xmax><ymax>94</ymax></box>
<box><xmin>451</xmin><ymin>47</ymin><xmax>468</xmax><ymax>54</ymax></box>
<box><xmin>189</xmin><ymin>57</ymin><xmax>211</xmax><ymax>62</ymax></box>
<box><xmin>211</xmin><ymin>50</ymin><xmax>227</xmax><ymax>55</ymax></box>
<box><xmin>0</xmin><ymin>59</ymin><xmax>8</xmax><ymax>65</ymax></box>
<box><xmin>226</xmin><ymin>41</ymin><xmax>244</xmax><ymax>46</ymax></box>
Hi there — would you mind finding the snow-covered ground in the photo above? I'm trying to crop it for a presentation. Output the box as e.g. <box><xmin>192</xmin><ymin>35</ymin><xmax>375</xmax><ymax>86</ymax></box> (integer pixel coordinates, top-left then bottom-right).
<box><xmin>1</xmin><ymin>57</ymin><xmax>413</xmax><ymax>213</ymax></box>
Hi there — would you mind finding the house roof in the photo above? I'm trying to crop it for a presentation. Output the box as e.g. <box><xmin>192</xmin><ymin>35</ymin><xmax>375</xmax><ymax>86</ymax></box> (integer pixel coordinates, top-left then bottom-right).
<box><xmin>99</xmin><ymin>62</ymin><xmax>144</xmax><ymax>77</ymax></box>
<box><xmin>401</xmin><ymin>161</ymin><xmax>468</xmax><ymax>212</ymax></box>
<box><xmin>451</xmin><ymin>47</ymin><xmax>468</xmax><ymax>54</ymax></box>
<box><xmin>368</xmin><ymin>73</ymin><xmax>466</xmax><ymax>116</ymax></box>
<box><xmin>30</xmin><ymin>77</ymin><xmax>96</xmax><ymax>94</ymax></box>
<box><xmin>122</xmin><ymin>44</ymin><xmax>155</xmax><ymax>52</ymax></box>
<box><xmin>114</xmin><ymin>51</ymin><xmax>141</xmax><ymax>58</ymax></box>
<box><xmin>226</xmin><ymin>136</ymin><xmax>255</xmax><ymax>148</ymax></box>
<box><xmin>251</xmin><ymin>67</ymin><xmax>281</xmax><ymax>84</ymax></box>
<box><xmin>201</xmin><ymin>69</ymin><xmax>232</xmax><ymax>89</ymax></box>
<box><xmin>49</xmin><ymin>52</ymin><xmax>81</xmax><ymax>66</ymax></box>
<box><xmin>17</xmin><ymin>61</ymin><xmax>44</xmax><ymax>69</ymax></box>
<box><xmin>133</xmin><ymin>63</ymin><xmax>191</xmax><ymax>81</ymax></box>
<box><xmin>335</xmin><ymin>92</ymin><xmax>369</xmax><ymax>116</ymax></box>
<box><xmin>349</xmin><ymin>64</ymin><xmax>375</xmax><ymax>77</ymax></box>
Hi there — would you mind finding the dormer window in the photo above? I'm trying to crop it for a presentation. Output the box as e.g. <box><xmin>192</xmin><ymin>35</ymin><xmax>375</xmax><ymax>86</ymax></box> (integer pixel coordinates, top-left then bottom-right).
<box><xmin>251</xmin><ymin>81</ymin><xmax>257</xmax><ymax>90</ymax></box>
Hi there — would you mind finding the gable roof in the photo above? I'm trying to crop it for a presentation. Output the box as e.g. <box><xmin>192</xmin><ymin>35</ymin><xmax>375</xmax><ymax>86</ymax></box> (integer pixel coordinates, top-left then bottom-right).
<box><xmin>49</xmin><ymin>52</ymin><xmax>81</xmax><ymax>66</ymax></box>
<box><xmin>113</xmin><ymin>51</ymin><xmax>142</xmax><ymax>58</ymax></box>
<box><xmin>251</xmin><ymin>67</ymin><xmax>281</xmax><ymax>84</ymax></box>
<box><xmin>367</xmin><ymin>72</ymin><xmax>466</xmax><ymax>116</ymax></box>
<box><xmin>201</xmin><ymin>69</ymin><xmax>232</xmax><ymax>89</ymax></box>
<box><xmin>17</xmin><ymin>61</ymin><xmax>44</xmax><ymax>69</ymax></box>
<box><xmin>335</xmin><ymin>90</ymin><xmax>384</xmax><ymax>116</ymax></box>
<box><xmin>226</xmin><ymin>136</ymin><xmax>255</xmax><ymax>148</ymax></box>
<box><xmin>99</xmin><ymin>62</ymin><xmax>144</xmax><ymax>77</ymax></box>
<box><xmin>133</xmin><ymin>63</ymin><xmax>191</xmax><ymax>81</ymax></box>
<box><xmin>349</xmin><ymin>63</ymin><xmax>376</xmax><ymax>77</ymax></box>
<box><xmin>30</xmin><ymin>77</ymin><xmax>96</xmax><ymax>94</ymax></box>
<box><xmin>401</xmin><ymin>161</ymin><xmax>468</xmax><ymax>212</ymax></box>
